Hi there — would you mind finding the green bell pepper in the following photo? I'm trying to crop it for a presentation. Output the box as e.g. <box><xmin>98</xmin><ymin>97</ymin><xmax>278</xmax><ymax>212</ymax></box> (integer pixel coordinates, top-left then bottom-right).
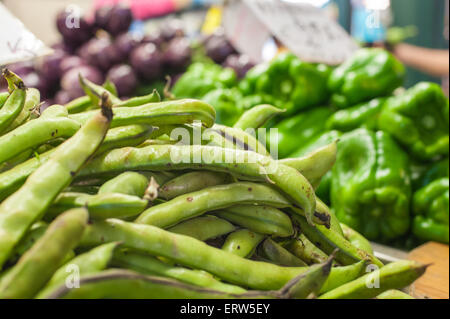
<box><xmin>328</xmin><ymin>48</ymin><xmax>405</xmax><ymax>108</ymax></box>
<box><xmin>269</xmin><ymin>107</ymin><xmax>334</xmax><ymax>159</ymax></box>
<box><xmin>378</xmin><ymin>82</ymin><xmax>449</xmax><ymax>160</ymax></box>
<box><xmin>172</xmin><ymin>62</ymin><xmax>238</xmax><ymax>99</ymax></box>
<box><xmin>289</xmin><ymin>130</ymin><xmax>342</xmax><ymax>205</ymax></box>
<box><xmin>202</xmin><ymin>88</ymin><xmax>244</xmax><ymax>127</ymax></box>
<box><xmin>411</xmin><ymin>158</ymin><xmax>449</xmax><ymax>191</ymax></box>
<box><xmin>326</xmin><ymin>98</ymin><xmax>386</xmax><ymax>132</ymax></box>
<box><xmin>331</xmin><ymin>128</ymin><xmax>412</xmax><ymax>242</ymax></box>
<box><xmin>240</xmin><ymin>52</ymin><xmax>332</xmax><ymax>114</ymax></box>
<box><xmin>412</xmin><ymin>178</ymin><xmax>449</xmax><ymax>244</ymax></box>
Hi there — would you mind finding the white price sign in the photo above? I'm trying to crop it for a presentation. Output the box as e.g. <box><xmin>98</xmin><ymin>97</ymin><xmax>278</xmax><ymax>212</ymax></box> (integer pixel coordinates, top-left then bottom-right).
<box><xmin>225</xmin><ymin>0</ymin><xmax>358</xmax><ymax>65</ymax></box>
<box><xmin>0</xmin><ymin>3</ymin><xmax>52</xmax><ymax>65</ymax></box>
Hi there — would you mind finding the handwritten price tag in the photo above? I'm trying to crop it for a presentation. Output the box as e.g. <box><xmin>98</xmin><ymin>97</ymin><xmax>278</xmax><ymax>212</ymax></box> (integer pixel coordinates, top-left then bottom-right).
<box><xmin>0</xmin><ymin>3</ymin><xmax>52</xmax><ymax>65</ymax></box>
<box><xmin>225</xmin><ymin>0</ymin><xmax>358</xmax><ymax>65</ymax></box>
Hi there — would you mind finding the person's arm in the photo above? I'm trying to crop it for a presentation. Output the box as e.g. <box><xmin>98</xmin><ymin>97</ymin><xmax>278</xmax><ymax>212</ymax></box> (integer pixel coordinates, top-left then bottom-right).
<box><xmin>393</xmin><ymin>43</ymin><xmax>449</xmax><ymax>77</ymax></box>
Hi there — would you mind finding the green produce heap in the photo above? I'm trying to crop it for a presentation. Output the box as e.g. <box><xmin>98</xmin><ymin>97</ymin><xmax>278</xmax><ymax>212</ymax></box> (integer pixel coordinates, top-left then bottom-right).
<box><xmin>174</xmin><ymin>48</ymin><xmax>449</xmax><ymax>247</ymax></box>
<box><xmin>0</xmin><ymin>57</ymin><xmax>434</xmax><ymax>299</ymax></box>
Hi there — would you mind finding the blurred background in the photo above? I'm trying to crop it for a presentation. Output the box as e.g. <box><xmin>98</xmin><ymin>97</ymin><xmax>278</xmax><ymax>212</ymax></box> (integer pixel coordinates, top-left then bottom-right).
<box><xmin>3</xmin><ymin>0</ymin><xmax>449</xmax><ymax>88</ymax></box>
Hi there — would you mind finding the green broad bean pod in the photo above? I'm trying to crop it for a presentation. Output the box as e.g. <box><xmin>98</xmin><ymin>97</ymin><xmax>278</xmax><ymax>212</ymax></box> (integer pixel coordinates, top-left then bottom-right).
<box><xmin>47</xmin><ymin>192</ymin><xmax>149</xmax><ymax>220</ymax></box>
<box><xmin>4</xmin><ymin>88</ymin><xmax>40</xmax><ymax>133</ymax></box>
<box><xmin>159</xmin><ymin>171</ymin><xmax>234</xmax><ymax>200</ymax></box>
<box><xmin>0</xmin><ymin>113</ymin><xmax>81</xmax><ymax>165</ymax></box>
<box><xmin>293</xmin><ymin>215</ymin><xmax>383</xmax><ymax>268</ymax></box>
<box><xmin>260</xmin><ymin>238</ymin><xmax>308</xmax><ymax>267</ymax></box>
<box><xmin>113</xmin><ymin>250</ymin><xmax>247</xmax><ymax>294</ymax></box>
<box><xmin>283</xmin><ymin>234</ymin><xmax>329</xmax><ymax>265</ymax></box>
<box><xmin>222</xmin><ymin>230</ymin><xmax>265</xmax><ymax>258</ymax></box>
<box><xmin>136</xmin><ymin>182</ymin><xmax>291</xmax><ymax>228</ymax></box>
<box><xmin>0</xmin><ymin>82</ymin><xmax>26</xmax><ymax>135</ymax></box>
<box><xmin>80</xmin><ymin>219</ymin><xmax>363</xmax><ymax>291</ymax></box>
<box><xmin>168</xmin><ymin>215</ymin><xmax>237</xmax><ymax>241</ymax></box>
<box><xmin>215</xmin><ymin>205</ymin><xmax>294</xmax><ymax>237</ymax></box>
<box><xmin>98</xmin><ymin>172</ymin><xmax>149</xmax><ymax>197</ymax></box>
<box><xmin>36</xmin><ymin>242</ymin><xmax>120</xmax><ymax>298</ymax></box>
<box><xmin>79</xmin><ymin>145</ymin><xmax>317</xmax><ymax>226</ymax></box>
<box><xmin>0</xmin><ymin>208</ymin><xmax>88</xmax><ymax>299</ymax></box>
<box><xmin>69</xmin><ymin>99</ymin><xmax>216</xmax><ymax>129</ymax></box>
<box><xmin>280</xmin><ymin>141</ymin><xmax>338</xmax><ymax>189</ymax></box>
<box><xmin>116</xmin><ymin>89</ymin><xmax>161</xmax><ymax>107</ymax></box>
<box><xmin>0</xmin><ymin>96</ymin><xmax>112</xmax><ymax>269</ymax></box>
<box><xmin>233</xmin><ymin>104</ymin><xmax>285</xmax><ymax>130</ymax></box>
<box><xmin>319</xmin><ymin>260</ymin><xmax>428</xmax><ymax>299</ymax></box>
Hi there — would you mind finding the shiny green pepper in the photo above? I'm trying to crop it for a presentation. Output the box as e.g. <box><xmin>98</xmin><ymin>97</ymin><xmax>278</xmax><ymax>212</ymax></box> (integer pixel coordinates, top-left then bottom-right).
<box><xmin>378</xmin><ymin>82</ymin><xmax>449</xmax><ymax>160</ymax></box>
<box><xmin>172</xmin><ymin>62</ymin><xmax>238</xmax><ymax>99</ymax></box>
<box><xmin>202</xmin><ymin>88</ymin><xmax>244</xmax><ymax>127</ymax></box>
<box><xmin>326</xmin><ymin>98</ymin><xmax>386</xmax><ymax>132</ymax></box>
<box><xmin>290</xmin><ymin>130</ymin><xmax>342</xmax><ymax>205</ymax></box>
<box><xmin>269</xmin><ymin>107</ymin><xmax>334</xmax><ymax>159</ymax></box>
<box><xmin>331</xmin><ymin>129</ymin><xmax>412</xmax><ymax>242</ymax></box>
<box><xmin>328</xmin><ymin>48</ymin><xmax>405</xmax><ymax>108</ymax></box>
<box><xmin>412</xmin><ymin>178</ymin><xmax>449</xmax><ymax>244</ymax></box>
<box><xmin>240</xmin><ymin>52</ymin><xmax>332</xmax><ymax>114</ymax></box>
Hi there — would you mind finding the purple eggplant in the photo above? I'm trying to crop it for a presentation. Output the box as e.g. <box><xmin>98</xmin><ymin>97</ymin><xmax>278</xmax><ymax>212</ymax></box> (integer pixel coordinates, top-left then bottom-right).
<box><xmin>205</xmin><ymin>32</ymin><xmax>236</xmax><ymax>64</ymax></box>
<box><xmin>160</xmin><ymin>20</ymin><xmax>185</xmax><ymax>41</ymax></box>
<box><xmin>61</xmin><ymin>65</ymin><xmax>103</xmax><ymax>99</ymax></box>
<box><xmin>106</xmin><ymin>64</ymin><xmax>138</xmax><ymax>97</ymax></box>
<box><xmin>38</xmin><ymin>50</ymin><xmax>67</xmax><ymax>84</ymax></box>
<box><xmin>163</xmin><ymin>37</ymin><xmax>192</xmax><ymax>71</ymax></box>
<box><xmin>60</xmin><ymin>55</ymin><xmax>86</xmax><ymax>74</ymax></box>
<box><xmin>114</xmin><ymin>32</ymin><xmax>142</xmax><ymax>61</ymax></box>
<box><xmin>94</xmin><ymin>5</ymin><xmax>132</xmax><ymax>36</ymax></box>
<box><xmin>54</xmin><ymin>90</ymin><xmax>72</xmax><ymax>105</ymax></box>
<box><xmin>142</xmin><ymin>31</ymin><xmax>164</xmax><ymax>48</ymax></box>
<box><xmin>130</xmin><ymin>43</ymin><xmax>163</xmax><ymax>81</ymax></box>
<box><xmin>78</xmin><ymin>36</ymin><xmax>120</xmax><ymax>71</ymax></box>
<box><xmin>223</xmin><ymin>54</ymin><xmax>255</xmax><ymax>79</ymax></box>
<box><xmin>56</xmin><ymin>9</ymin><xmax>93</xmax><ymax>47</ymax></box>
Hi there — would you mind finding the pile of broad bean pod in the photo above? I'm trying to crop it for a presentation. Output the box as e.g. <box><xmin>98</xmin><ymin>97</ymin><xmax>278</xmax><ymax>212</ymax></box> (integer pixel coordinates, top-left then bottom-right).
<box><xmin>0</xmin><ymin>69</ymin><xmax>426</xmax><ymax>299</ymax></box>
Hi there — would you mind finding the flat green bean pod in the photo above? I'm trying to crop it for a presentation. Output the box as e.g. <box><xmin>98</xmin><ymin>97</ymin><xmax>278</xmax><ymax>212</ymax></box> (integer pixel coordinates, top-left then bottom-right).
<box><xmin>69</xmin><ymin>99</ymin><xmax>216</xmax><ymax>129</ymax></box>
<box><xmin>0</xmin><ymin>149</ymin><xmax>55</xmax><ymax>201</ymax></box>
<box><xmin>97</xmin><ymin>124</ymin><xmax>156</xmax><ymax>154</ymax></box>
<box><xmin>0</xmin><ymin>82</ymin><xmax>26</xmax><ymax>134</ymax></box>
<box><xmin>0</xmin><ymin>92</ymin><xmax>9</xmax><ymax>108</ymax></box>
<box><xmin>319</xmin><ymin>260</ymin><xmax>428</xmax><ymax>299</ymax></box>
<box><xmin>159</xmin><ymin>171</ymin><xmax>233</xmax><ymax>200</ymax></box>
<box><xmin>0</xmin><ymin>113</ymin><xmax>81</xmax><ymax>165</ymax></box>
<box><xmin>36</xmin><ymin>242</ymin><xmax>120</xmax><ymax>298</ymax></box>
<box><xmin>216</xmin><ymin>205</ymin><xmax>294</xmax><ymax>237</ymax></box>
<box><xmin>341</xmin><ymin>223</ymin><xmax>374</xmax><ymax>255</ymax></box>
<box><xmin>135</xmin><ymin>182</ymin><xmax>291</xmax><ymax>228</ymax></box>
<box><xmin>260</xmin><ymin>238</ymin><xmax>308</xmax><ymax>267</ymax></box>
<box><xmin>65</xmin><ymin>96</ymin><xmax>92</xmax><ymax>114</ymax></box>
<box><xmin>113</xmin><ymin>250</ymin><xmax>247</xmax><ymax>294</ymax></box>
<box><xmin>46</xmin><ymin>269</ymin><xmax>275</xmax><ymax>299</ymax></box>
<box><xmin>4</xmin><ymin>88</ymin><xmax>40</xmax><ymax>133</ymax></box>
<box><xmin>168</xmin><ymin>215</ymin><xmax>236</xmax><ymax>241</ymax></box>
<box><xmin>0</xmin><ymin>97</ymin><xmax>112</xmax><ymax>269</ymax></box>
<box><xmin>99</xmin><ymin>172</ymin><xmax>149</xmax><ymax>197</ymax></box>
<box><xmin>279</xmin><ymin>254</ymin><xmax>334</xmax><ymax>299</ymax></box>
<box><xmin>47</xmin><ymin>192</ymin><xmax>149</xmax><ymax>220</ymax></box>
<box><xmin>280</xmin><ymin>141</ymin><xmax>338</xmax><ymax>189</ymax></box>
<box><xmin>283</xmin><ymin>234</ymin><xmax>329</xmax><ymax>265</ymax></box>
<box><xmin>7</xmin><ymin>222</ymin><xmax>48</xmax><ymax>265</ymax></box>
<box><xmin>233</xmin><ymin>105</ymin><xmax>284</xmax><ymax>130</ymax></box>
<box><xmin>293</xmin><ymin>215</ymin><xmax>383</xmax><ymax>268</ymax></box>
<box><xmin>116</xmin><ymin>89</ymin><xmax>161</xmax><ymax>107</ymax></box>
<box><xmin>80</xmin><ymin>75</ymin><xmax>122</xmax><ymax>106</ymax></box>
<box><xmin>79</xmin><ymin>145</ymin><xmax>317</xmax><ymax>226</ymax></box>
<box><xmin>80</xmin><ymin>219</ymin><xmax>360</xmax><ymax>291</ymax></box>
<box><xmin>375</xmin><ymin>289</ymin><xmax>414</xmax><ymax>299</ymax></box>
<box><xmin>0</xmin><ymin>208</ymin><xmax>88</xmax><ymax>298</ymax></box>
<box><xmin>222</xmin><ymin>230</ymin><xmax>265</xmax><ymax>258</ymax></box>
